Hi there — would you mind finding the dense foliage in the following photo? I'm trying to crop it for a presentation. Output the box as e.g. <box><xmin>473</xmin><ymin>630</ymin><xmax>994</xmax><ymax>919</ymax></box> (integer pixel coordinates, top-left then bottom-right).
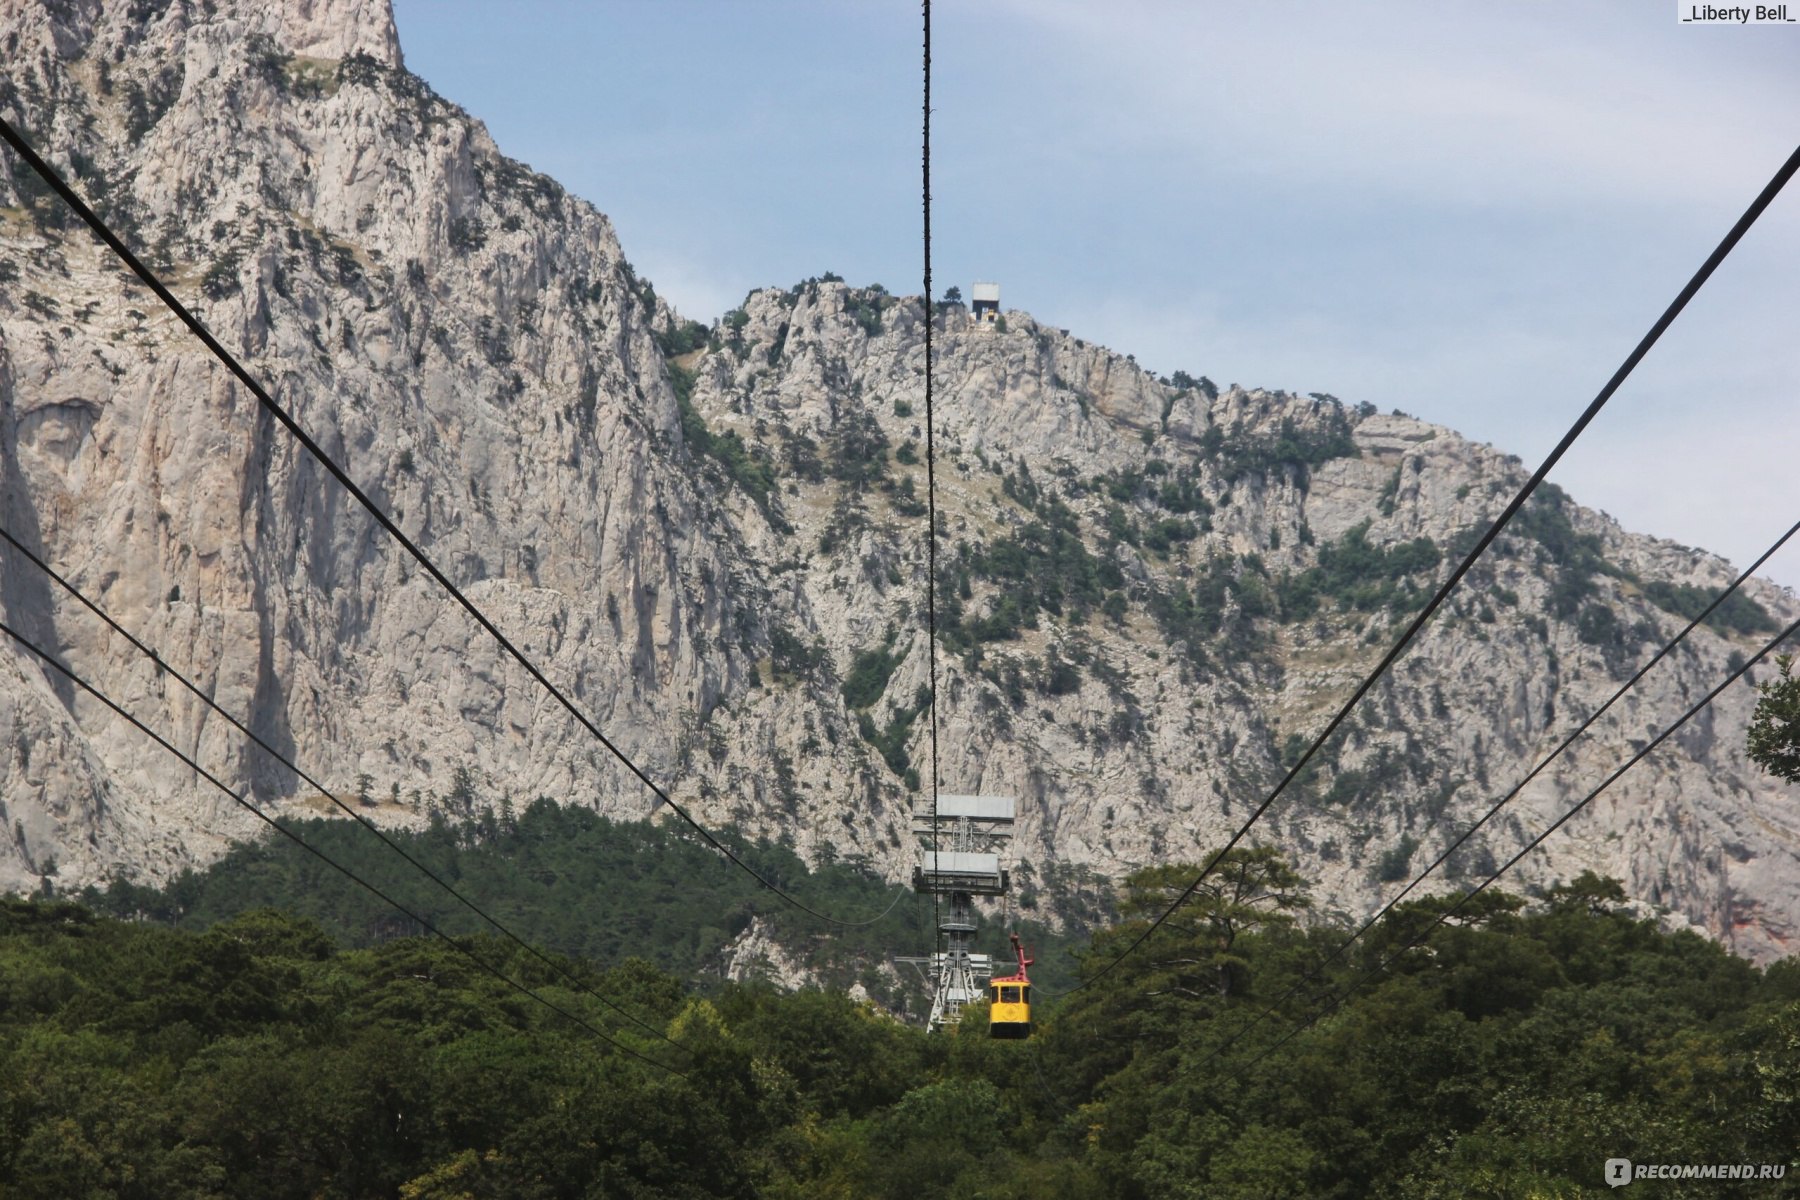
<box><xmin>841</xmin><ymin>636</ymin><xmax>904</xmax><ymax>711</ymax></box>
<box><xmin>70</xmin><ymin>802</ymin><xmax>1095</xmax><ymax>1004</ymax></box>
<box><xmin>1644</xmin><ymin>579</ymin><xmax>1780</xmax><ymax>638</ymax></box>
<box><xmin>9</xmin><ymin>843</ymin><xmax>1796</xmax><ymax>1197</ymax></box>
<box><xmin>1749</xmin><ymin>654</ymin><xmax>1800</xmax><ymax>783</ymax></box>
<box><xmin>1275</xmin><ymin>519</ymin><xmax>1441</xmax><ymax>621</ymax></box>
<box><xmin>1198</xmin><ymin>412</ymin><xmax>1360</xmax><ymax>485</ymax></box>
<box><xmin>1509</xmin><ymin>485</ymin><xmax>1774</xmax><ymax>637</ymax></box>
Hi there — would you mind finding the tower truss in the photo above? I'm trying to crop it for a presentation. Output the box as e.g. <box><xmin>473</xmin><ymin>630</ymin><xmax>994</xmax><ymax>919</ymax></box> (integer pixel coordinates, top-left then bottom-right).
<box><xmin>897</xmin><ymin>794</ymin><xmax>1014</xmax><ymax>1031</ymax></box>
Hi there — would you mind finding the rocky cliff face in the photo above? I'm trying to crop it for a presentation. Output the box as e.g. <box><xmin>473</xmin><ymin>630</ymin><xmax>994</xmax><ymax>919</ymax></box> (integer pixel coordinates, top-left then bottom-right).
<box><xmin>2</xmin><ymin>0</ymin><xmax>1796</xmax><ymax>962</ymax></box>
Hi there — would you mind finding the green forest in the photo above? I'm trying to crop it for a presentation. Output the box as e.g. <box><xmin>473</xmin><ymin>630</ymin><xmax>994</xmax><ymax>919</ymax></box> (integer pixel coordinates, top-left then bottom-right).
<box><xmin>4</xmin><ymin>827</ymin><xmax>1797</xmax><ymax>1198</ymax></box>
<box><xmin>64</xmin><ymin>801</ymin><xmax>1109</xmax><ymax>1002</ymax></box>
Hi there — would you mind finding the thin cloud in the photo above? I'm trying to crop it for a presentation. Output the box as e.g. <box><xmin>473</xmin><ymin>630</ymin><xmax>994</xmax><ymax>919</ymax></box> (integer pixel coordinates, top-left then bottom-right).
<box><xmin>991</xmin><ymin>0</ymin><xmax>1797</xmax><ymax>214</ymax></box>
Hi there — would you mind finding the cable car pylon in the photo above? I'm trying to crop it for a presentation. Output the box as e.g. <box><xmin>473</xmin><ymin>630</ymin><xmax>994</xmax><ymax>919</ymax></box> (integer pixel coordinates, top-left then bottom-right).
<box><xmin>897</xmin><ymin>794</ymin><xmax>1015</xmax><ymax>1031</ymax></box>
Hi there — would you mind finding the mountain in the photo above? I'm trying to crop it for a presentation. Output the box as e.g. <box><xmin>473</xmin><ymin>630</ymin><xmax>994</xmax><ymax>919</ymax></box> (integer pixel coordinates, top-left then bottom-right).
<box><xmin>2</xmin><ymin>0</ymin><xmax>1796</xmax><ymax>962</ymax></box>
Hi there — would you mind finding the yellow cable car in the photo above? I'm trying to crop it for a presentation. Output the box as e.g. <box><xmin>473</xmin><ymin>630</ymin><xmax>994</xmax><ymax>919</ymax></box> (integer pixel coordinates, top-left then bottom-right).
<box><xmin>989</xmin><ymin>933</ymin><xmax>1033</xmax><ymax>1039</ymax></box>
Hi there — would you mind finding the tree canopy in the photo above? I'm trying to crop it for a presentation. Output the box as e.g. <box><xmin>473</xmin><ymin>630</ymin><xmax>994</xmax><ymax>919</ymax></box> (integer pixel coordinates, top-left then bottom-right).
<box><xmin>4</xmin><ymin>843</ymin><xmax>1796</xmax><ymax>1196</ymax></box>
<box><xmin>1750</xmin><ymin>654</ymin><xmax>1800</xmax><ymax>783</ymax></box>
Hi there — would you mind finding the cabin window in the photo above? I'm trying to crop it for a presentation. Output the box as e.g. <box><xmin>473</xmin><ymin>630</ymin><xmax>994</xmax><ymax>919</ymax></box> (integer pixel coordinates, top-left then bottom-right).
<box><xmin>1000</xmin><ymin>986</ymin><xmax>1022</xmax><ymax>1004</ymax></box>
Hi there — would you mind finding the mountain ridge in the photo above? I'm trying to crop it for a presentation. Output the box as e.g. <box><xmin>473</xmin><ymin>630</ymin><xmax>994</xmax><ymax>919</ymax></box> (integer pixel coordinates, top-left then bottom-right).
<box><xmin>2</xmin><ymin>0</ymin><xmax>1797</xmax><ymax>963</ymax></box>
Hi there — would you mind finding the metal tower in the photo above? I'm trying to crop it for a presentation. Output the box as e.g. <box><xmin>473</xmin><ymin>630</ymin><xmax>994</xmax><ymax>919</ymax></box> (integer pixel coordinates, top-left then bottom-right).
<box><xmin>898</xmin><ymin>794</ymin><xmax>1014</xmax><ymax>1031</ymax></box>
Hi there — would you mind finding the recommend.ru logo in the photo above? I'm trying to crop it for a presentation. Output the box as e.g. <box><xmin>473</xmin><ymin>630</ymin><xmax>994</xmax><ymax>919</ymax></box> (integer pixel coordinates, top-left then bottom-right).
<box><xmin>1606</xmin><ymin>1158</ymin><xmax>1788</xmax><ymax>1186</ymax></box>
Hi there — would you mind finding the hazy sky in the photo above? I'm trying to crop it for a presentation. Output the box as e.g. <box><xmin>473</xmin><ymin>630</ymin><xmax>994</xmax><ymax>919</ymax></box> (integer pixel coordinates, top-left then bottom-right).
<box><xmin>391</xmin><ymin>1</ymin><xmax>1800</xmax><ymax>588</ymax></box>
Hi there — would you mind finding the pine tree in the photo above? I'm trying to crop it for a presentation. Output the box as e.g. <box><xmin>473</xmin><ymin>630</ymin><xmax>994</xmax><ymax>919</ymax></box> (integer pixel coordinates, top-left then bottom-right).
<box><xmin>1749</xmin><ymin>654</ymin><xmax>1800</xmax><ymax>782</ymax></box>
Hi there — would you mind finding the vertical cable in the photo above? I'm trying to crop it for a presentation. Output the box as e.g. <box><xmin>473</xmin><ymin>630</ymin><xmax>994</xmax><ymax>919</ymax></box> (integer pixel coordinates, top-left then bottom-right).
<box><xmin>922</xmin><ymin>0</ymin><xmax>942</xmax><ymax>968</ymax></box>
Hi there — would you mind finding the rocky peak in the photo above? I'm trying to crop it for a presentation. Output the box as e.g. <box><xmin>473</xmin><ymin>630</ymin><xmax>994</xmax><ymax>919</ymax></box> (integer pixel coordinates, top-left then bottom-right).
<box><xmin>278</xmin><ymin>0</ymin><xmax>403</xmax><ymax>66</ymax></box>
<box><xmin>3</xmin><ymin>0</ymin><xmax>401</xmax><ymax>68</ymax></box>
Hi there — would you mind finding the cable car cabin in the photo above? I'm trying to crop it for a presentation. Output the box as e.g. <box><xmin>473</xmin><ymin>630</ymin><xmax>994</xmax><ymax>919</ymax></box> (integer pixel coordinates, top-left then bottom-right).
<box><xmin>989</xmin><ymin>933</ymin><xmax>1034</xmax><ymax>1039</ymax></box>
<box><xmin>989</xmin><ymin>979</ymin><xmax>1030</xmax><ymax>1038</ymax></box>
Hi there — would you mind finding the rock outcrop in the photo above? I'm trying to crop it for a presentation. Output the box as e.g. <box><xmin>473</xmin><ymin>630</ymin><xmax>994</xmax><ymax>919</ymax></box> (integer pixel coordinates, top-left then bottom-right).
<box><xmin>2</xmin><ymin>0</ymin><xmax>1796</xmax><ymax>963</ymax></box>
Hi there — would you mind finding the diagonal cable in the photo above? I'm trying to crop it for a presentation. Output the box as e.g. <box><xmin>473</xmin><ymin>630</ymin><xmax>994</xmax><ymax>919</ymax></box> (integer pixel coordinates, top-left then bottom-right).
<box><xmin>0</xmin><ymin>523</ymin><xmax>688</xmax><ymax>1052</ymax></box>
<box><xmin>1233</xmin><ymin>610</ymin><xmax>1800</xmax><ymax>1075</ymax></box>
<box><xmin>0</xmin><ymin>617</ymin><xmax>690</xmax><ymax>1078</ymax></box>
<box><xmin>1051</xmin><ymin>141</ymin><xmax>1800</xmax><ymax>996</ymax></box>
<box><xmin>1190</xmin><ymin>513</ymin><xmax>1800</xmax><ymax>1069</ymax></box>
<box><xmin>0</xmin><ymin>115</ymin><xmax>894</xmax><ymax>929</ymax></box>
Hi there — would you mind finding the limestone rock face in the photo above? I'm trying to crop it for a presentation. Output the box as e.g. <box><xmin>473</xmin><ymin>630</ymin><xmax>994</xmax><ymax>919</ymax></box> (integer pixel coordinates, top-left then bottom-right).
<box><xmin>0</xmin><ymin>0</ymin><xmax>761</xmax><ymax>888</ymax></box>
<box><xmin>2</xmin><ymin>0</ymin><xmax>1796</xmax><ymax>964</ymax></box>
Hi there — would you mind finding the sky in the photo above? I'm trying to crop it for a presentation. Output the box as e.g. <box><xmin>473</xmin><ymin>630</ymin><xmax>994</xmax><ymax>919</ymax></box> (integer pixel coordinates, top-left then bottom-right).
<box><xmin>391</xmin><ymin>1</ymin><xmax>1800</xmax><ymax>589</ymax></box>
